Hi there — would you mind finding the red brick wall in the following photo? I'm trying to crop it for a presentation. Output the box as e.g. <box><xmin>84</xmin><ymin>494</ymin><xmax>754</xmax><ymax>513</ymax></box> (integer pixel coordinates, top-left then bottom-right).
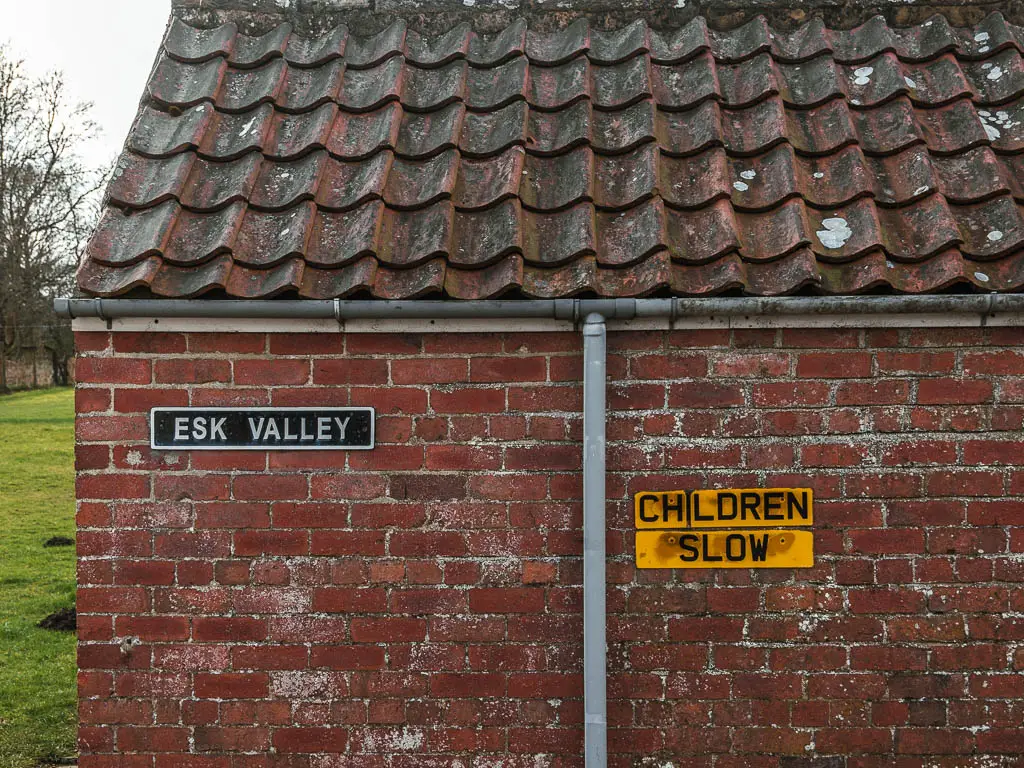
<box><xmin>74</xmin><ymin>327</ymin><xmax>1024</xmax><ymax>766</ymax></box>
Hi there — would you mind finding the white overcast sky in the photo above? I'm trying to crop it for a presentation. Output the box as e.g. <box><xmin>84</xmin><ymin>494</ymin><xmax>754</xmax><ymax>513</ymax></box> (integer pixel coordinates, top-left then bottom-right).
<box><xmin>4</xmin><ymin>0</ymin><xmax>172</xmax><ymax>168</ymax></box>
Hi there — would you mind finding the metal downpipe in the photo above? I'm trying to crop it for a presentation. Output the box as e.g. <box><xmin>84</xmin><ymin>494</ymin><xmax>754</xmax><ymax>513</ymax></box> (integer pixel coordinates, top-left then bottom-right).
<box><xmin>582</xmin><ymin>313</ymin><xmax>608</xmax><ymax>767</ymax></box>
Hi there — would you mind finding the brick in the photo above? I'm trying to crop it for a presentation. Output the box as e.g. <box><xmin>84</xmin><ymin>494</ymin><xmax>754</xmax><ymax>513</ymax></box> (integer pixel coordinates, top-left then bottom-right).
<box><xmin>76</xmin><ymin>444</ymin><xmax>110</xmax><ymax>471</ymax></box>
<box><xmin>349</xmin><ymin>445</ymin><xmax>424</xmax><ymax>471</ymax></box>
<box><xmin>971</xmin><ymin>675</ymin><xmax>1021</xmax><ymax>698</ymax></box>
<box><xmin>232</xmin><ymin>474</ymin><xmax>308</xmax><ymax>500</ymax></box>
<box><xmin>506</xmin><ymin>445</ymin><xmax>580</xmax><ymax>471</ymax></box>
<box><xmin>918</xmin><ymin>378</ymin><xmax>993</xmax><ymax>405</ymax></box>
<box><xmin>782</xmin><ymin>328</ymin><xmax>861</xmax><ymax>347</ymax></box>
<box><xmin>932</xmin><ymin>644</ymin><xmax>1006</xmax><ymax>671</ymax></box>
<box><xmin>347</xmin><ymin>334</ymin><xmax>421</xmax><ymax>354</ymax></box>
<box><xmin>801</xmin><ymin>443</ymin><xmax>868</xmax><ymax>467</ymax></box>
<box><xmin>234</xmin><ymin>359</ymin><xmax>309</xmax><ymax>385</ymax></box>
<box><xmin>849</xmin><ymin>588</ymin><xmax>926</xmax><ymax>614</ymax></box>
<box><xmin>392</xmin><ymin>358</ymin><xmax>468</xmax><ymax>384</ymax></box>
<box><xmin>113</xmin><ymin>333</ymin><xmax>186</xmax><ymax>354</ymax></box>
<box><xmin>927</xmin><ymin>469</ymin><xmax>1004</xmax><ymax>497</ymax></box>
<box><xmin>79</xmin><ymin>529</ymin><xmax>151</xmax><ymax>558</ymax></box>
<box><xmin>154</xmin><ymin>359</ymin><xmax>230</xmax><ymax>384</ymax></box>
<box><xmin>877</xmin><ymin>351</ymin><xmax>956</xmax><ymax>374</ymax></box>
<box><xmin>390</xmin><ymin>588</ymin><xmax>467</xmax><ymax>615</ymax></box>
<box><xmin>668</xmin><ymin>382</ymin><xmax>744</xmax><ymax>408</ymax></box>
<box><xmin>313</xmin><ymin>358</ymin><xmax>388</xmax><ymax>384</ymax></box>
<box><xmin>76</xmin><ymin>387</ymin><xmax>112</xmax><ymax>413</ymax></box>
<box><xmin>191</xmin><ymin>388</ymin><xmax>268</xmax><ymax>407</ymax></box>
<box><xmin>431</xmin><ymin>673</ymin><xmax>505</xmax><ymax>697</ymax></box>
<box><xmin>887</xmin><ymin>616</ymin><xmax>965</xmax><ymax>643</ymax></box>
<box><xmin>114</xmin><ymin>560</ymin><xmax>176</xmax><ymax>586</ymax></box>
<box><xmin>762</xmin><ymin>409</ymin><xmax>824</xmax><ymax>436</ymax></box>
<box><xmin>76</xmin><ymin>358</ymin><xmax>151</xmax><ymax>384</ymax></box>
<box><xmin>155</xmin><ymin>474</ymin><xmax>230</xmax><ymax>501</ymax></box>
<box><xmin>311</xmin><ymin>474</ymin><xmax>387</xmax><ymax>500</ymax></box>
<box><xmin>310</xmin><ymin>530</ymin><xmax>385</xmax><ymax>556</ymax></box>
<box><xmin>508</xmin><ymin>384</ymin><xmax>581</xmax><ymax>412</ymax></box>
<box><xmin>115</xmin><ymin>616</ymin><xmax>190</xmax><ymax>641</ymax></box>
<box><xmin>264</xmin><ymin>333</ymin><xmax>342</xmax><ymax>355</ymax></box>
<box><xmin>312</xmin><ymin>587</ymin><xmax>387</xmax><ymax>613</ymax></box>
<box><xmin>194</xmin><ymin>617</ymin><xmax>267</xmax><ymax>642</ymax></box>
<box><xmin>234</xmin><ymin>530</ymin><xmax>308</xmax><ymax>556</ymax></box>
<box><xmin>272</xmin><ymin>728</ymin><xmax>347</xmax><ymax>753</ymax></box>
<box><xmin>770</xmin><ymin>646</ymin><xmax>846</xmax><ymax>671</ymax></box>
<box><xmin>732</xmin><ymin>727</ymin><xmax>810</xmax><ymax>754</ymax></box>
<box><xmin>350</xmin><ymin>618</ymin><xmax>426</xmax><ymax>642</ymax></box>
<box><xmin>470</xmin><ymin>475</ymin><xmax>547</xmax><ymax>500</ymax></box>
<box><xmin>432</xmin><ymin>387</ymin><xmax>506</xmax><ymax>414</ymax></box>
<box><xmin>851</xmin><ymin>646</ymin><xmax>927</xmax><ymax>671</ymax></box>
<box><xmin>425</xmin><ymin>445</ymin><xmax>502</xmax><ymax>471</ymax></box>
<box><xmin>707</xmin><ymin>588</ymin><xmax>759</xmax><ymax>613</ymax></box>
<box><xmin>310</xmin><ymin>645</ymin><xmax>385</xmax><ymax>670</ymax></box>
<box><xmin>708</xmin><ymin>352</ymin><xmax>786</xmax><ymax>378</ymax></box>
<box><xmin>116</xmin><ymin>726</ymin><xmax>190</xmax><ymax>752</ymax></box>
<box><xmin>471</xmin><ymin>356</ymin><xmax>547</xmax><ymax>382</ymax></box>
<box><xmin>751</xmin><ymin>382</ymin><xmax>830</xmax><ymax>407</ymax></box>
<box><xmin>815</xmin><ymin>728</ymin><xmax>893</xmax><ymax>755</ymax></box>
<box><xmin>849</xmin><ymin>529</ymin><xmax>925</xmax><ymax>555</ymax></box>
<box><xmin>77</xmin><ymin>474</ymin><xmax>150</xmax><ymax>500</ymax></box>
<box><xmin>968</xmin><ymin>500</ymin><xmax>1024</xmax><ymax>525</ymax></box>
<box><xmin>155</xmin><ymin>532</ymin><xmax>231</xmax><ymax>558</ymax></box>
<box><xmin>269</xmin><ymin>502</ymin><xmax>346</xmax><ymax>528</ymax></box>
<box><xmin>846</xmin><ymin>472</ymin><xmax>921</xmax><ymax>498</ymax></box>
<box><xmin>75</xmin><ymin>331</ymin><xmax>111</xmax><ymax>352</ymax></box>
<box><xmin>965</xmin><ymin>350</ymin><xmax>1024</xmax><ymax>374</ymax></box>
<box><xmin>195</xmin><ymin>502</ymin><xmax>270</xmax><ymax>529</ymax></box>
<box><xmin>77</xmin><ymin>415</ymin><xmax>149</xmax><ymax>442</ymax></box>
<box><xmin>963</xmin><ymin>439</ymin><xmax>1022</xmax><ymax>466</ymax></box>
<box><xmin>193</xmin><ymin>726</ymin><xmax>270</xmax><ymax>752</ymax></box>
<box><xmin>390</xmin><ymin>475</ymin><xmax>466</xmax><ymax>501</ymax></box>
<box><xmin>797</xmin><ymin>352</ymin><xmax>872</xmax><ymax>378</ymax></box>
<box><xmin>469</xmin><ymin>588</ymin><xmax>544</xmax><ymax>614</ymax></box>
<box><xmin>232</xmin><ymin>645</ymin><xmax>308</xmax><ymax>670</ymax></box>
<box><xmin>348</xmin><ymin>503</ymin><xmax>422</xmax><ymax>528</ymax></box>
<box><xmin>835</xmin><ymin>379</ymin><xmax>910</xmax><ymax>405</ymax></box>
<box><xmin>271</xmin><ymin>386</ymin><xmax>349</xmax><ymax>407</ymax></box>
<box><xmin>114</xmin><ymin>387</ymin><xmax>189</xmax><ymax>412</ymax></box>
<box><xmin>665</xmin><ymin>446</ymin><xmax>741</xmax><ymax>468</ymax></box>
<box><xmin>390</xmin><ymin>531</ymin><xmax>466</xmax><ymax>556</ymax></box>
<box><xmin>187</xmin><ymin>333</ymin><xmax>264</xmax><ymax>353</ymax></box>
<box><xmin>424</xmin><ymin>333</ymin><xmax>505</xmax><ymax>354</ymax></box>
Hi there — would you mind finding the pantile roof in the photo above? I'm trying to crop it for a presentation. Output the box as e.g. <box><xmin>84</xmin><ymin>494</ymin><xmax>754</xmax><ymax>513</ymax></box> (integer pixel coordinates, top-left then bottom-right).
<box><xmin>79</xmin><ymin>13</ymin><xmax>1024</xmax><ymax>299</ymax></box>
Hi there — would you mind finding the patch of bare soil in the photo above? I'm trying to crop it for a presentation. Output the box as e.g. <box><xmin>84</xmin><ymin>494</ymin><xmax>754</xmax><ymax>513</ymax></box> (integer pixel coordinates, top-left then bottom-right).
<box><xmin>38</xmin><ymin>607</ymin><xmax>76</xmax><ymax>632</ymax></box>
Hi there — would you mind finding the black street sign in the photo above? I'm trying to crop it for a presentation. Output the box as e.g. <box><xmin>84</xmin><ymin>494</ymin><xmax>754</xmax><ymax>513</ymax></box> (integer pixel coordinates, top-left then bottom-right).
<box><xmin>151</xmin><ymin>408</ymin><xmax>375</xmax><ymax>451</ymax></box>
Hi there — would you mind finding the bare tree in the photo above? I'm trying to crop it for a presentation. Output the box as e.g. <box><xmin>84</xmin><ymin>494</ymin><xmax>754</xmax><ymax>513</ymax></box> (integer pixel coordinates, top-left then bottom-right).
<box><xmin>0</xmin><ymin>46</ymin><xmax>104</xmax><ymax>391</ymax></box>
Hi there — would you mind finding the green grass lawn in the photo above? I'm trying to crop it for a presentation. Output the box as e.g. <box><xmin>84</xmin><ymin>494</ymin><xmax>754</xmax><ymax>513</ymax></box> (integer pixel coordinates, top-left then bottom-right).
<box><xmin>0</xmin><ymin>388</ymin><xmax>77</xmax><ymax>767</ymax></box>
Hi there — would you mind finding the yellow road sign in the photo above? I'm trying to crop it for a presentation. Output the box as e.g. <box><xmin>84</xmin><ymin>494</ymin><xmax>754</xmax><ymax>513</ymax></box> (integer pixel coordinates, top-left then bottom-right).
<box><xmin>636</xmin><ymin>529</ymin><xmax>814</xmax><ymax>569</ymax></box>
<box><xmin>635</xmin><ymin>489</ymin><xmax>813</xmax><ymax>530</ymax></box>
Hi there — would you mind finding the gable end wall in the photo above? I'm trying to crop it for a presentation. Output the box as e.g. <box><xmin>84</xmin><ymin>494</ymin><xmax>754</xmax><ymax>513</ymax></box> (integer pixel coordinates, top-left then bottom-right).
<box><xmin>74</xmin><ymin>326</ymin><xmax>1024</xmax><ymax>766</ymax></box>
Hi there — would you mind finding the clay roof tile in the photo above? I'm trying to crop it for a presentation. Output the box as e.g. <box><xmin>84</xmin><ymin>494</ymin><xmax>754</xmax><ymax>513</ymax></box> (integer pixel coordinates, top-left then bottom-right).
<box><xmin>80</xmin><ymin>12</ymin><xmax>1024</xmax><ymax>299</ymax></box>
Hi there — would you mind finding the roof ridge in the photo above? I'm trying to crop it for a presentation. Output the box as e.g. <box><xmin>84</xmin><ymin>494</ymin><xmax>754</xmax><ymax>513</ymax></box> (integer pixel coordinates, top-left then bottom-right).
<box><xmin>164</xmin><ymin>12</ymin><xmax>1024</xmax><ymax>71</ymax></box>
<box><xmin>170</xmin><ymin>0</ymin><xmax>1024</xmax><ymax>39</ymax></box>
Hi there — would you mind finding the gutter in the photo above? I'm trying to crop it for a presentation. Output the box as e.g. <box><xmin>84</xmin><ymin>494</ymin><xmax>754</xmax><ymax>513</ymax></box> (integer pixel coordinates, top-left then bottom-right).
<box><xmin>56</xmin><ymin>291</ymin><xmax>1022</xmax><ymax>768</ymax></box>
<box><xmin>55</xmin><ymin>294</ymin><xmax>1024</xmax><ymax>321</ymax></box>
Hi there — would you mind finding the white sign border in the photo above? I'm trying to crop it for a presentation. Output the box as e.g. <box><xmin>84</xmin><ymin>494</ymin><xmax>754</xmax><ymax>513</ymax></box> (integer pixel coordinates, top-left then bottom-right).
<box><xmin>150</xmin><ymin>406</ymin><xmax>376</xmax><ymax>451</ymax></box>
